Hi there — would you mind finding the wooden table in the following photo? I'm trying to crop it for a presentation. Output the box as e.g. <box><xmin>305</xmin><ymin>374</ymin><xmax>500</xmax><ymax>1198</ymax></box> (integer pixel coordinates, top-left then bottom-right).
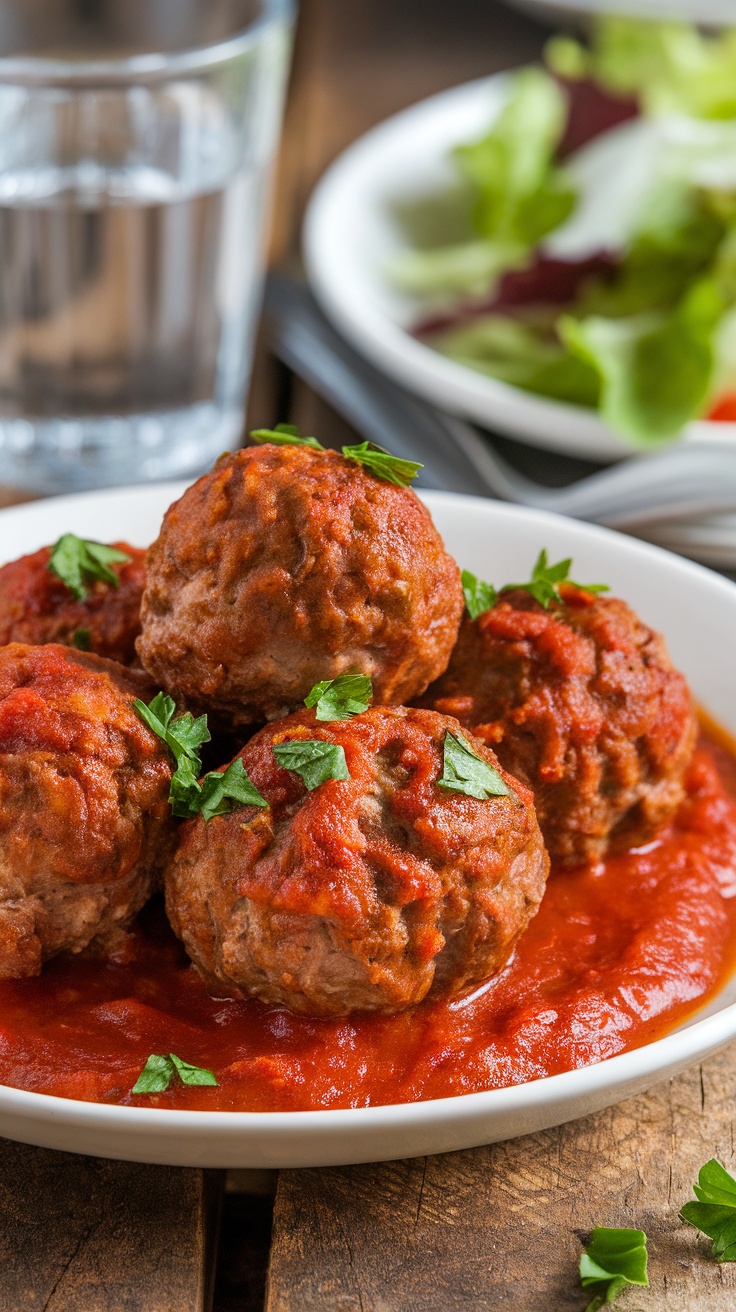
<box><xmin>3</xmin><ymin>2</ymin><xmax>736</xmax><ymax>1308</ymax></box>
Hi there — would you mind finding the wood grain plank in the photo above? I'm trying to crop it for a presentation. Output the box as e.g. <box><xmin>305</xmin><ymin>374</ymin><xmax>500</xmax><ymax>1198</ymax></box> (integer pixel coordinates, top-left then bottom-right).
<box><xmin>0</xmin><ymin>1142</ymin><xmax>222</xmax><ymax>1312</ymax></box>
<box><xmin>267</xmin><ymin>1044</ymin><xmax>736</xmax><ymax>1310</ymax></box>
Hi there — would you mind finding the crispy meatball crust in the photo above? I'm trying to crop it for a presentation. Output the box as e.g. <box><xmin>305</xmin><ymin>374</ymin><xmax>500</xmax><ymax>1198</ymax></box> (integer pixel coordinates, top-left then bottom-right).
<box><xmin>420</xmin><ymin>586</ymin><xmax>697</xmax><ymax>867</ymax></box>
<box><xmin>0</xmin><ymin>542</ymin><xmax>145</xmax><ymax>664</ymax></box>
<box><xmin>137</xmin><ymin>445</ymin><xmax>464</xmax><ymax>726</ymax></box>
<box><xmin>0</xmin><ymin>643</ymin><xmax>174</xmax><ymax>978</ymax></box>
<box><xmin>165</xmin><ymin>705</ymin><xmax>549</xmax><ymax>1016</ymax></box>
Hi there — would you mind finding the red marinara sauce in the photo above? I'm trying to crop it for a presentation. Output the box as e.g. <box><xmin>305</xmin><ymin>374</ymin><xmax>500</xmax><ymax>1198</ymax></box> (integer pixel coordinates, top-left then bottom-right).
<box><xmin>0</xmin><ymin>726</ymin><xmax>735</xmax><ymax>1111</ymax></box>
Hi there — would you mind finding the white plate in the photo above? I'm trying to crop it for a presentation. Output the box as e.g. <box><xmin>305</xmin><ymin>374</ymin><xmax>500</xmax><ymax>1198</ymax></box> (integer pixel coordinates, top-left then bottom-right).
<box><xmin>506</xmin><ymin>0</ymin><xmax>735</xmax><ymax>24</ymax></box>
<box><xmin>303</xmin><ymin>74</ymin><xmax>736</xmax><ymax>462</ymax></box>
<box><xmin>0</xmin><ymin>482</ymin><xmax>735</xmax><ymax>1167</ymax></box>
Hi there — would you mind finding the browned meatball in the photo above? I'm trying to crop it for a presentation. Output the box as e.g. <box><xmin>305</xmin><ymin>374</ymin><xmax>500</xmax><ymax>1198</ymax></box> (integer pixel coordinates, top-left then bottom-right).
<box><xmin>0</xmin><ymin>542</ymin><xmax>145</xmax><ymax>664</ymax></box>
<box><xmin>137</xmin><ymin>445</ymin><xmax>464</xmax><ymax>727</ymax></box>
<box><xmin>165</xmin><ymin>705</ymin><xmax>549</xmax><ymax>1016</ymax></box>
<box><xmin>420</xmin><ymin>586</ymin><xmax>697</xmax><ymax>867</ymax></box>
<box><xmin>0</xmin><ymin>643</ymin><xmax>174</xmax><ymax>978</ymax></box>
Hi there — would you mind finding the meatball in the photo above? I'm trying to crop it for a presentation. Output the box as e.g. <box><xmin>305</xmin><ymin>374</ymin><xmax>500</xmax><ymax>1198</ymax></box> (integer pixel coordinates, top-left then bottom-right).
<box><xmin>137</xmin><ymin>444</ymin><xmax>464</xmax><ymax>726</ymax></box>
<box><xmin>0</xmin><ymin>643</ymin><xmax>174</xmax><ymax>978</ymax></box>
<box><xmin>0</xmin><ymin>542</ymin><xmax>145</xmax><ymax>664</ymax></box>
<box><xmin>420</xmin><ymin>586</ymin><xmax>697</xmax><ymax>866</ymax></box>
<box><xmin>165</xmin><ymin>705</ymin><xmax>548</xmax><ymax>1016</ymax></box>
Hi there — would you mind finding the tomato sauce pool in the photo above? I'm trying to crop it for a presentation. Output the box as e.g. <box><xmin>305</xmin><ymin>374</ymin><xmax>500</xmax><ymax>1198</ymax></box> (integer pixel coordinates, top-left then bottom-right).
<box><xmin>1</xmin><ymin>728</ymin><xmax>736</xmax><ymax>1112</ymax></box>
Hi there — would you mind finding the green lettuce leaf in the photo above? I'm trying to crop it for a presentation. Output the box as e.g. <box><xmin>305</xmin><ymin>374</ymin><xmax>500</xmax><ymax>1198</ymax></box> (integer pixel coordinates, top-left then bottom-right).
<box><xmin>561</xmin><ymin>277</ymin><xmax>722</xmax><ymax>443</ymax></box>
<box><xmin>547</xmin><ymin>17</ymin><xmax>736</xmax><ymax>121</ymax></box>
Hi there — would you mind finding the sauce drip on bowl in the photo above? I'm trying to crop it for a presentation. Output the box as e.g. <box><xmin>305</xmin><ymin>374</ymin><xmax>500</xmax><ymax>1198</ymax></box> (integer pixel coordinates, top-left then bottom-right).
<box><xmin>1</xmin><ymin>733</ymin><xmax>736</xmax><ymax>1112</ymax></box>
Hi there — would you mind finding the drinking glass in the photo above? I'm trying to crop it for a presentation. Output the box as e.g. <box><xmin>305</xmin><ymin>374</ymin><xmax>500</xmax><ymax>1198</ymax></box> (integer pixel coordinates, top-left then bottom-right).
<box><xmin>0</xmin><ymin>0</ymin><xmax>294</xmax><ymax>493</ymax></box>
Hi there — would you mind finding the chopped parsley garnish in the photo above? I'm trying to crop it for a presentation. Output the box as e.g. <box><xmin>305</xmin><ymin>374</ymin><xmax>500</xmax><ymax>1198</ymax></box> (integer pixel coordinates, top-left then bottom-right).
<box><xmin>48</xmin><ymin>534</ymin><xmax>131</xmax><ymax>601</ymax></box>
<box><xmin>249</xmin><ymin>424</ymin><xmax>422</xmax><ymax>486</ymax></box>
<box><xmin>273</xmin><ymin>739</ymin><xmax>350</xmax><ymax>791</ymax></box>
<box><xmin>341</xmin><ymin>441</ymin><xmax>422</xmax><ymax>487</ymax></box>
<box><xmin>249</xmin><ymin>422</ymin><xmax>324</xmax><ymax>450</ymax></box>
<box><xmin>437</xmin><ymin>731</ymin><xmax>510</xmax><ymax>801</ymax></box>
<box><xmin>504</xmin><ymin>548</ymin><xmax>609</xmax><ymax>610</ymax></box>
<box><xmin>461</xmin><ymin>569</ymin><xmax>497</xmax><ymax>620</ymax></box>
<box><xmin>579</xmin><ymin>1227</ymin><xmax>649</xmax><ymax>1311</ymax></box>
<box><xmin>461</xmin><ymin>550</ymin><xmax>609</xmax><ymax>618</ymax></box>
<box><xmin>133</xmin><ymin>693</ymin><xmax>267</xmax><ymax>820</ymax></box>
<box><xmin>680</xmin><ymin>1158</ymin><xmax>736</xmax><ymax>1260</ymax></box>
<box><xmin>304</xmin><ymin>673</ymin><xmax>373</xmax><ymax>721</ymax></box>
<box><xmin>71</xmin><ymin>627</ymin><xmax>92</xmax><ymax>651</ymax></box>
<box><xmin>132</xmin><ymin>1052</ymin><xmax>218</xmax><ymax>1094</ymax></box>
<box><xmin>134</xmin><ymin>692</ymin><xmax>211</xmax><ymax>766</ymax></box>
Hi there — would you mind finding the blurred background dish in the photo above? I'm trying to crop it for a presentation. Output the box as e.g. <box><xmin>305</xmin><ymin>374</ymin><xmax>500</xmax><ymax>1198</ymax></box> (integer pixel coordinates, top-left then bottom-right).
<box><xmin>505</xmin><ymin>0</ymin><xmax>736</xmax><ymax>24</ymax></box>
<box><xmin>303</xmin><ymin>69</ymin><xmax>736</xmax><ymax>462</ymax></box>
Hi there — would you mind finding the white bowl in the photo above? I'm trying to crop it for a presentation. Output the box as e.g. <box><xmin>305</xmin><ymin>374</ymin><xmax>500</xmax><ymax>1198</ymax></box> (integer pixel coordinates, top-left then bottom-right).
<box><xmin>303</xmin><ymin>74</ymin><xmax>736</xmax><ymax>462</ymax></box>
<box><xmin>0</xmin><ymin>482</ymin><xmax>734</xmax><ymax>1166</ymax></box>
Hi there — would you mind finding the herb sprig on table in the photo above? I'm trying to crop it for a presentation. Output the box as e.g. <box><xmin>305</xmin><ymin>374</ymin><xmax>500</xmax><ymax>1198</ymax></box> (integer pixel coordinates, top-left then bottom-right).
<box><xmin>579</xmin><ymin>1227</ymin><xmax>649</xmax><ymax>1310</ymax></box>
<box><xmin>48</xmin><ymin>534</ymin><xmax>131</xmax><ymax>601</ymax></box>
<box><xmin>133</xmin><ymin>692</ymin><xmax>267</xmax><ymax>819</ymax></box>
<box><xmin>680</xmin><ymin>1158</ymin><xmax>736</xmax><ymax>1260</ymax></box>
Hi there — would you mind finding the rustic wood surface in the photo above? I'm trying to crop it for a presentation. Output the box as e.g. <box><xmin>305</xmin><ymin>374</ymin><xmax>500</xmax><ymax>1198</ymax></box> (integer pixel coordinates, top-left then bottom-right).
<box><xmin>267</xmin><ymin>1051</ymin><xmax>736</xmax><ymax>1310</ymax></box>
<box><xmin>0</xmin><ymin>1140</ymin><xmax>222</xmax><ymax>1311</ymax></box>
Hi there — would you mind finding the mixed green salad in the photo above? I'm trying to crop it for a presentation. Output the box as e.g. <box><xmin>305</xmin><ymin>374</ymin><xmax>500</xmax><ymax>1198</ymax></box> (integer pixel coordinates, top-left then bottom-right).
<box><xmin>393</xmin><ymin>18</ymin><xmax>736</xmax><ymax>445</ymax></box>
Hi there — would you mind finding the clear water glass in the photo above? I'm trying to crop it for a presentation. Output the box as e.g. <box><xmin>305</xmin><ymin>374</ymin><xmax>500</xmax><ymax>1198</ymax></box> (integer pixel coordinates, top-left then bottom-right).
<box><xmin>0</xmin><ymin>0</ymin><xmax>293</xmax><ymax>493</ymax></box>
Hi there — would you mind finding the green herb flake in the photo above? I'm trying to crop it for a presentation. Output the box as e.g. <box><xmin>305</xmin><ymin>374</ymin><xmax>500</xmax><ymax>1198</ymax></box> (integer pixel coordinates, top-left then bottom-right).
<box><xmin>304</xmin><ymin>673</ymin><xmax>373</xmax><ymax>721</ymax></box>
<box><xmin>197</xmin><ymin>759</ymin><xmax>268</xmax><ymax>822</ymax></box>
<box><xmin>273</xmin><ymin>739</ymin><xmax>351</xmax><ymax>791</ymax></box>
<box><xmin>680</xmin><ymin>1158</ymin><xmax>736</xmax><ymax>1261</ymax></box>
<box><xmin>461</xmin><ymin>569</ymin><xmax>497</xmax><ymax>620</ymax></box>
<box><xmin>249</xmin><ymin>422</ymin><xmax>324</xmax><ymax>450</ymax></box>
<box><xmin>133</xmin><ymin>692</ymin><xmax>211</xmax><ymax>766</ymax></box>
<box><xmin>71</xmin><ymin>627</ymin><xmax>92</xmax><ymax>651</ymax></box>
<box><xmin>579</xmin><ymin>1227</ymin><xmax>649</xmax><ymax>1311</ymax></box>
<box><xmin>48</xmin><ymin>534</ymin><xmax>131</xmax><ymax>601</ymax></box>
<box><xmin>168</xmin><ymin>1053</ymin><xmax>218</xmax><ymax>1087</ymax></box>
<box><xmin>131</xmin><ymin>1052</ymin><xmax>218</xmax><ymax>1095</ymax></box>
<box><xmin>131</xmin><ymin>1053</ymin><xmax>175</xmax><ymax>1094</ymax></box>
<box><xmin>437</xmin><ymin>731</ymin><xmax>510</xmax><ymax>801</ymax></box>
<box><xmin>502</xmin><ymin>548</ymin><xmax>609</xmax><ymax>610</ymax></box>
<box><xmin>340</xmin><ymin>441</ymin><xmax>423</xmax><ymax>487</ymax></box>
<box><xmin>133</xmin><ymin>693</ymin><xmax>266</xmax><ymax>821</ymax></box>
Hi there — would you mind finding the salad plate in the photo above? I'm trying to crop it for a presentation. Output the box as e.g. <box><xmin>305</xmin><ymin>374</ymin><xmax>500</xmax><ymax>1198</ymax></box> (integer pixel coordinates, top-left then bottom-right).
<box><xmin>304</xmin><ymin>69</ymin><xmax>736</xmax><ymax>462</ymax></box>
<box><xmin>0</xmin><ymin>482</ymin><xmax>735</xmax><ymax>1167</ymax></box>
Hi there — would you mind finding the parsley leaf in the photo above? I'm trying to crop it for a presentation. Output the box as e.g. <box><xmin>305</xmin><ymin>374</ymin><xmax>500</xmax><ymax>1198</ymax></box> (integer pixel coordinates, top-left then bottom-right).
<box><xmin>680</xmin><ymin>1158</ymin><xmax>736</xmax><ymax>1260</ymax></box>
<box><xmin>340</xmin><ymin>441</ymin><xmax>423</xmax><ymax>487</ymax></box>
<box><xmin>133</xmin><ymin>692</ymin><xmax>211</xmax><ymax>766</ymax></box>
<box><xmin>133</xmin><ymin>694</ymin><xmax>266</xmax><ymax>821</ymax></box>
<box><xmin>168</xmin><ymin>1053</ymin><xmax>218</xmax><ymax>1087</ymax></box>
<box><xmin>273</xmin><ymin>739</ymin><xmax>351</xmax><ymax>790</ymax></box>
<box><xmin>579</xmin><ymin>1227</ymin><xmax>649</xmax><ymax>1311</ymax></box>
<box><xmin>249</xmin><ymin>422</ymin><xmax>324</xmax><ymax>450</ymax></box>
<box><xmin>502</xmin><ymin>548</ymin><xmax>609</xmax><ymax>610</ymax></box>
<box><xmin>198</xmin><ymin>759</ymin><xmax>269</xmax><ymax>822</ymax></box>
<box><xmin>437</xmin><ymin>731</ymin><xmax>510</xmax><ymax>801</ymax></box>
<box><xmin>131</xmin><ymin>1053</ymin><xmax>176</xmax><ymax>1094</ymax></box>
<box><xmin>304</xmin><ymin>673</ymin><xmax>373</xmax><ymax>721</ymax></box>
<box><xmin>131</xmin><ymin>1053</ymin><xmax>218</xmax><ymax>1094</ymax></box>
<box><xmin>48</xmin><ymin>534</ymin><xmax>131</xmax><ymax>601</ymax></box>
<box><xmin>461</xmin><ymin>569</ymin><xmax>497</xmax><ymax>620</ymax></box>
<box><xmin>71</xmin><ymin>627</ymin><xmax>92</xmax><ymax>651</ymax></box>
